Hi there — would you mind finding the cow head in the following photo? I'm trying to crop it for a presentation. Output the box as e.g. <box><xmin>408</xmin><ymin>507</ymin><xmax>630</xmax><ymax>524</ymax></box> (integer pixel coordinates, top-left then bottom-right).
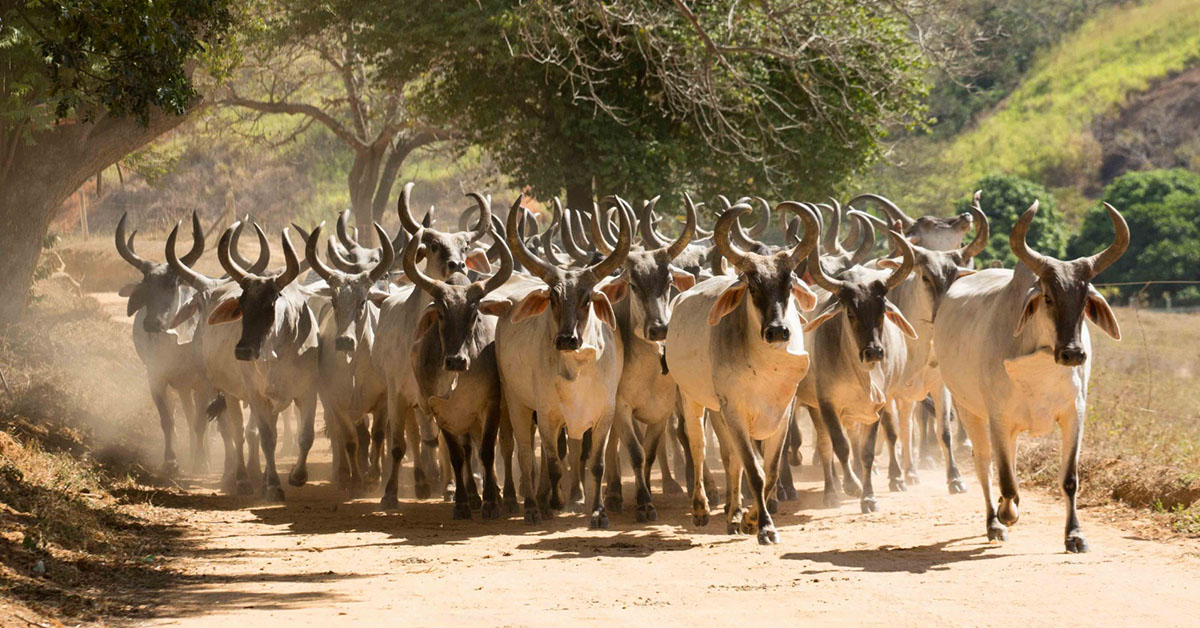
<box><xmin>707</xmin><ymin>201</ymin><xmax>820</xmax><ymax>345</ymax></box>
<box><xmin>164</xmin><ymin>219</ymin><xmax>271</xmax><ymax>328</ymax></box>
<box><xmin>305</xmin><ymin>222</ymin><xmax>394</xmax><ymax>353</ymax></box>
<box><xmin>115</xmin><ymin>212</ymin><xmax>204</xmax><ymax>334</ymax></box>
<box><xmin>208</xmin><ymin>228</ymin><xmax>303</xmax><ymax>361</ymax></box>
<box><xmin>396</xmin><ymin>182</ymin><xmax>491</xmax><ymax>280</ymax></box>
<box><xmin>804</xmin><ymin>229</ymin><xmax>918</xmax><ymax>367</ymax></box>
<box><xmin>503</xmin><ymin>195</ymin><xmax>631</xmax><ymax>354</ymax></box>
<box><xmin>638</xmin><ymin>195</ymin><xmax>712</xmax><ymax>281</ymax></box>
<box><xmin>849</xmin><ymin>193</ymin><xmax>974</xmax><ymax>252</ymax></box>
<box><xmin>404</xmin><ymin>221</ymin><xmax>514</xmax><ymax>372</ymax></box>
<box><xmin>1010</xmin><ymin>201</ymin><xmax>1128</xmax><ymax>366</ymax></box>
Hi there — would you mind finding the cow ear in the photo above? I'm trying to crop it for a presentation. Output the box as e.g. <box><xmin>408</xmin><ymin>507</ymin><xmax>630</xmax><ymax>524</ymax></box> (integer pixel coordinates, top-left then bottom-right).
<box><xmin>956</xmin><ymin>267</ymin><xmax>977</xmax><ymax>278</ymax></box>
<box><xmin>1086</xmin><ymin>286</ymin><xmax>1121</xmax><ymax>340</ymax></box>
<box><xmin>510</xmin><ymin>289</ymin><xmax>550</xmax><ymax>323</ymax></box>
<box><xmin>168</xmin><ymin>297</ymin><xmax>201</xmax><ymax>329</ymax></box>
<box><xmin>207</xmin><ymin>298</ymin><xmax>242</xmax><ymax>325</ymax></box>
<box><xmin>368</xmin><ymin>287</ymin><xmax>391</xmax><ymax>305</ymax></box>
<box><xmin>597</xmin><ymin>276</ymin><xmax>628</xmax><ymax>305</ymax></box>
<box><xmin>790</xmin><ymin>277</ymin><xmax>818</xmax><ymax>312</ymax></box>
<box><xmin>802</xmin><ymin>302</ymin><xmax>841</xmax><ymax>333</ymax></box>
<box><xmin>1014</xmin><ymin>289</ymin><xmax>1041</xmax><ymax>337</ymax></box>
<box><xmin>885</xmin><ymin>302</ymin><xmax>918</xmax><ymax>339</ymax></box>
<box><xmin>465</xmin><ymin>248</ymin><xmax>491</xmax><ymax>273</ymax></box>
<box><xmin>877</xmin><ymin>258</ymin><xmax>902</xmax><ymax>270</ymax></box>
<box><xmin>670</xmin><ymin>267</ymin><xmax>696</xmax><ymax>292</ymax></box>
<box><xmin>479</xmin><ymin>299</ymin><xmax>512</xmax><ymax>317</ymax></box>
<box><xmin>125</xmin><ymin>288</ymin><xmax>145</xmax><ymax>317</ymax></box>
<box><xmin>412</xmin><ymin>305</ymin><xmax>440</xmax><ymax>341</ymax></box>
<box><xmin>391</xmin><ymin>274</ymin><xmax>411</xmax><ymax>286</ymax></box>
<box><xmin>591</xmin><ymin>291</ymin><xmax>617</xmax><ymax>330</ymax></box>
<box><xmin>707</xmin><ymin>280</ymin><xmax>746</xmax><ymax>325</ymax></box>
<box><xmin>118</xmin><ymin>282</ymin><xmax>140</xmax><ymax>298</ymax></box>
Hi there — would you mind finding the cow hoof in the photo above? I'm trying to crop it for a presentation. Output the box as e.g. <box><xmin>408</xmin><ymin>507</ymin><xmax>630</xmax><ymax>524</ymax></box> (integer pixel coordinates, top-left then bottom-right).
<box><xmin>414</xmin><ymin>481</ymin><xmax>432</xmax><ymax>500</ymax></box>
<box><xmin>380</xmin><ymin>494</ymin><xmax>401</xmax><ymax>511</ymax></box>
<box><xmin>998</xmin><ymin>498</ymin><xmax>1020</xmax><ymax>526</ymax></box>
<box><xmin>264</xmin><ymin>486</ymin><xmax>285</xmax><ymax>502</ymax></box>
<box><xmin>442</xmin><ymin>488</ymin><xmax>454</xmax><ymax>503</ymax></box>
<box><xmin>905</xmin><ymin>470</ymin><xmax>921</xmax><ymax>486</ymax></box>
<box><xmin>604</xmin><ymin>493</ymin><xmax>624</xmax><ymax>514</ymax></box>
<box><xmin>889</xmin><ymin>478</ymin><xmax>907</xmax><ymax>492</ymax></box>
<box><xmin>843</xmin><ymin>480</ymin><xmax>862</xmax><ymax>498</ymax></box>
<box><xmin>727</xmin><ymin>509</ymin><xmax>745</xmax><ymax>535</ymax></box>
<box><xmin>523</xmin><ymin>507</ymin><xmax>542</xmax><ymax>525</ymax></box>
<box><xmin>788</xmin><ymin>450</ymin><xmax>803</xmax><ymax>467</ymax></box>
<box><xmin>692</xmin><ymin>509</ymin><xmax>710</xmax><ymax>527</ymax></box>
<box><xmin>569</xmin><ymin>484</ymin><xmax>583</xmax><ymax>504</ymax></box>
<box><xmin>1065</xmin><ymin>531</ymin><xmax>1090</xmax><ymax>554</ymax></box>
<box><xmin>589</xmin><ymin>509</ymin><xmax>610</xmax><ymax>530</ymax></box>
<box><xmin>287</xmin><ymin>467</ymin><xmax>308</xmax><ymax>487</ymax></box>
<box><xmin>785</xmin><ymin>486</ymin><xmax>800</xmax><ymax>501</ymax></box>
<box><xmin>948</xmin><ymin>478</ymin><xmax>967</xmax><ymax>494</ymax></box>
<box><xmin>635</xmin><ymin>503</ymin><xmax>657</xmax><ymax>523</ymax></box>
<box><xmin>860</xmin><ymin>497</ymin><xmax>878</xmax><ymax>514</ymax></box>
<box><xmin>662</xmin><ymin>479</ymin><xmax>684</xmax><ymax>495</ymax></box>
<box><xmin>766</xmin><ymin>498</ymin><xmax>779</xmax><ymax>515</ymax></box>
<box><xmin>823</xmin><ymin>490</ymin><xmax>840</xmax><ymax>509</ymax></box>
<box><xmin>469</xmin><ymin>494</ymin><xmax>483</xmax><ymax>511</ymax></box>
<box><xmin>504</xmin><ymin>497</ymin><xmax>521</xmax><ymax>515</ymax></box>
<box><xmin>757</xmin><ymin>526</ymin><xmax>780</xmax><ymax>545</ymax></box>
<box><xmin>452</xmin><ymin>502</ymin><xmax>472</xmax><ymax>520</ymax></box>
<box><xmin>162</xmin><ymin>461</ymin><xmax>180</xmax><ymax>478</ymax></box>
<box><xmin>539</xmin><ymin>504</ymin><xmax>556</xmax><ymax>520</ymax></box>
<box><xmin>481</xmin><ymin>500</ymin><xmax>501</xmax><ymax>520</ymax></box>
<box><xmin>549</xmin><ymin>493</ymin><xmax>565</xmax><ymax>511</ymax></box>
<box><xmin>236</xmin><ymin>480</ymin><xmax>254</xmax><ymax>496</ymax></box>
<box><xmin>987</xmin><ymin>520</ymin><xmax>1008</xmax><ymax>542</ymax></box>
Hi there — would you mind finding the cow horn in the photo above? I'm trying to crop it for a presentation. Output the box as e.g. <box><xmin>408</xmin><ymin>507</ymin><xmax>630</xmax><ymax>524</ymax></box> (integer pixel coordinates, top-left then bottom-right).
<box><xmin>115</xmin><ymin>213</ymin><xmax>153</xmax><ymax>273</ymax></box>
<box><xmin>326</xmin><ymin>239</ymin><xmax>361</xmax><ymax>273</ymax></box>
<box><xmin>178</xmin><ymin>211</ymin><xmax>205</xmax><ymax>266</ymax></box>
<box><xmin>839</xmin><ymin>208</ymin><xmax>861</xmax><ymax>252</ymax></box>
<box><xmin>589</xmin><ymin>199</ymin><xmax>616</xmax><ymax>255</ymax></box>
<box><xmin>273</xmin><ymin>230</ymin><xmax>301</xmax><ymax>289</ymax></box>
<box><xmin>847</xmin><ymin>211</ymin><xmax>878</xmax><ymax>265</ymax></box>
<box><xmin>847</xmin><ymin>193</ymin><xmax>916</xmax><ymax>230</ymax></box>
<box><xmin>541</xmin><ymin>227</ymin><xmax>566</xmax><ymax>266</ymax></box>
<box><xmin>785</xmin><ymin>216</ymin><xmax>802</xmax><ymax>246</ymax></box>
<box><xmin>664</xmin><ymin>193</ymin><xmax>697</xmax><ymax>260</ymax></box>
<box><xmin>305</xmin><ymin>224</ymin><xmax>337</xmax><ymax>282</ymax></box>
<box><xmin>217</xmin><ymin>227</ymin><xmax>250</xmax><ymax>283</ymax></box>
<box><xmin>507</xmin><ymin>195</ymin><xmax>556</xmax><ymax>282</ymax></box>
<box><xmin>557</xmin><ymin>199</ymin><xmax>590</xmax><ymax>264</ymax></box>
<box><xmin>587</xmin><ymin>200</ymin><xmax>631</xmax><ymax>281</ymax></box>
<box><xmin>818</xmin><ymin>202</ymin><xmax>843</xmax><ymax>255</ymax></box>
<box><xmin>368</xmin><ymin>223</ymin><xmax>394</xmax><ymax>282</ymax></box>
<box><xmin>714</xmin><ymin>203</ymin><xmax>753</xmax><ymax>272</ymax></box>
<box><xmin>639</xmin><ymin>196</ymin><xmax>669</xmax><ymax>249</ymax></box>
<box><xmin>402</xmin><ymin>228</ymin><xmax>446</xmax><ymax>298</ymax></box>
<box><xmin>1009</xmin><ymin>200</ymin><xmax>1051</xmax><ymax>276</ymax></box>
<box><xmin>166</xmin><ymin>222</ymin><xmax>212</xmax><ymax>288</ymax></box>
<box><xmin>884</xmin><ymin>230</ymin><xmax>915</xmax><ymax>290</ymax></box>
<box><xmin>957</xmin><ymin>190</ymin><xmax>990</xmax><ymax>262</ymax></box>
<box><xmin>750</xmin><ymin>197</ymin><xmax>772</xmax><ymax>238</ymax></box>
<box><xmin>397</xmin><ymin>182</ymin><xmax>420</xmax><ymax>234</ymax></box>
<box><xmin>336</xmin><ymin>210</ymin><xmax>359</xmax><ymax>250</ymax></box>
<box><xmin>229</xmin><ymin>222</ymin><xmax>272</xmax><ymax>274</ymax></box>
<box><xmin>776</xmin><ymin>202</ymin><xmax>820</xmax><ymax>267</ymax></box>
<box><xmin>477</xmin><ymin>237</ymin><xmax>514</xmax><ymax>297</ymax></box>
<box><xmin>465</xmin><ymin>192</ymin><xmax>493</xmax><ymax>243</ymax></box>
<box><xmin>806</xmin><ymin>246</ymin><xmax>844</xmax><ymax>293</ymax></box>
<box><xmin>1080</xmin><ymin>202</ymin><xmax>1129</xmax><ymax>278</ymax></box>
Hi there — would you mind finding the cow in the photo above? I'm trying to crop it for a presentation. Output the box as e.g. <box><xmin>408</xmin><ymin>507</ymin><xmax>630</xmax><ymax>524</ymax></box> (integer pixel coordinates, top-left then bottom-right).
<box><xmin>933</xmin><ymin>201</ymin><xmax>1127</xmax><ymax>552</ymax></box>
<box><xmin>794</xmin><ymin>228</ymin><xmax>918</xmax><ymax>514</ymax></box>
<box><xmin>665</xmin><ymin>201</ymin><xmax>820</xmax><ymax>544</ymax></box>
<box><xmin>206</xmin><ymin>227</ymin><xmax>320</xmax><ymax>501</ymax></box>
<box><xmin>374</xmin><ymin>183</ymin><xmax>493</xmax><ymax>509</ymax></box>
<box><xmin>115</xmin><ymin>212</ymin><xmax>216</xmax><ymax>477</ymax></box>
<box><xmin>489</xmin><ymin>195</ymin><xmax>630</xmax><ymax>528</ymax></box>
<box><xmin>402</xmin><ymin>225</ymin><xmax>518</xmax><ymax>519</ymax></box>
<box><xmin>849</xmin><ymin>193</ymin><xmax>974</xmax><ymax>251</ymax></box>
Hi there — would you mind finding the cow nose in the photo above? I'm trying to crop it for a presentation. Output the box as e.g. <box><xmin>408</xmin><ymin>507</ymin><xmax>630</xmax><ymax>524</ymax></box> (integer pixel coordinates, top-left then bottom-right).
<box><xmin>335</xmin><ymin>336</ymin><xmax>356</xmax><ymax>353</ymax></box>
<box><xmin>861</xmin><ymin>345</ymin><xmax>884</xmax><ymax>363</ymax></box>
<box><xmin>1056</xmin><ymin>346</ymin><xmax>1087</xmax><ymax>366</ymax></box>
<box><xmin>555</xmin><ymin>334</ymin><xmax>582</xmax><ymax>351</ymax></box>
<box><xmin>234</xmin><ymin>344</ymin><xmax>257</xmax><ymax>361</ymax></box>
<box><xmin>444</xmin><ymin>355</ymin><xmax>469</xmax><ymax>372</ymax></box>
<box><xmin>646</xmin><ymin>324</ymin><xmax>669</xmax><ymax>341</ymax></box>
<box><xmin>763</xmin><ymin>324</ymin><xmax>790</xmax><ymax>343</ymax></box>
<box><xmin>143</xmin><ymin>318</ymin><xmax>164</xmax><ymax>333</ymax></box>
<box><xmin>446</xmin><ymin>260</ymin><xmax>465</xmax><ymax>274</ymax></box>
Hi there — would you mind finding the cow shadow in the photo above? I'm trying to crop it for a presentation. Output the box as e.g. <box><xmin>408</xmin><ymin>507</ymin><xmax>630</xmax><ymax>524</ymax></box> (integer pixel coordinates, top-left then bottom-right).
<box><xmin>781</xmin><ymin>536</ymin><xmax>1011</xmax><ymax>574</ymax></box>
<box><xmin>514</xmin><ymin>530</ymin><xmax>740</xmax><ymax>559</ymax></box>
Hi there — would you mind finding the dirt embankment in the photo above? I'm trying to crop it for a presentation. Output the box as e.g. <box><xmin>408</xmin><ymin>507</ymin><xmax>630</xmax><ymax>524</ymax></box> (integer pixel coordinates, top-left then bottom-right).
<box><xmin>1096</xmin><ymin>64</ymin><xmax>1200</xmax><ymax>184</ymax></box>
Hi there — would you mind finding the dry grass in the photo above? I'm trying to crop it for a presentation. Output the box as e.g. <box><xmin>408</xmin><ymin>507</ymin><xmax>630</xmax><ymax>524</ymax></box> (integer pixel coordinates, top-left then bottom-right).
<box><xmin>1018</xmin><ymin>306</ymin><xmax>1200</xmax><ymax>534</ymax></box>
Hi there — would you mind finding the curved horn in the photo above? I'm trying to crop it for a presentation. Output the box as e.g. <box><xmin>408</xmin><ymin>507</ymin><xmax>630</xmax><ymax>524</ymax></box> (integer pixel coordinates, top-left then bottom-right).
<box><xmin>369</xmin><ymin>223</ymin><xmax>395</xmax><ymax>282</ymax></box>
<box><xmin>776</xmin><ymin>202</ymin><xmax>821</xmax><ymax>267</ymax></box>
<box><xmin>957</xmin><ymin>190</ymin><xmax>990</xmax><ymax>262</ymax></box>
<box><xmin>639</xmin><ymin>196</ymin><xmax>669</xmax><ymax>249</ymax></box>
<box><xmin>422</xmin><ymin>206</ymin><xmax>434</xmax><ymax>228</ymax></box>
<box><xmin>115</xmin><ymin>213</ymin><xmax>153</xmax><ymax>272</ymax></box>
<box><xmin>839</xmin><ymin>209</ymin><xmax>861</xmax><ymax>251</ymax></box>
<box><xmin>731</xmin><ymin>209</ymin><xmax>765</xmax><ymax>252</ymax></box>
<box><xmin>558</xmin><ymin>199</ymin><xmax>591</xmax><ymax>263</ymax></box>
<box><xmin>846</xmin><ymin>211</ymin><xmax>878</xmax><ymax>265</ymax></box>
<box><xmin>477</xmin><ymin>238</ymin><xmax>514</xmax><ymax>296</ymax></box>
<box><xmin>1009</xmin><ymin>200</ymin><xmax>1051</xmax><ymax>276</ymax></box>
<box><xmin>274</xmin><ymin>230</ymin><xmax>301</xmax><ymax>289</ymax></box>
<box><xmin>806</xmin><ymin>245</ymin><xmax>844</xmax><ymax>293</ymax></box>
<box><xmin>397</xmin><ymin>182</ymin><xmax>420</xmax><ymax>234</ymax></box>
<box><xmin>402</xmin><ymin>228</ymin><xmax>446</xmax><ymax>298</ymax></box>
<box><xmin>229</xmin><ymin>222</ymin><xmax>272</xmax><ymax>274</ymax></box>
<box><xmin>884</xmin><ymin>230</ymin><xmax>916</xmax><ymax>290</ymax></box>
<box><xmin>179</xmin><ymin>211</ymin><xmax>205</xmax><ymax>266</ymax></box>
<box><xmin>785</xmin><ymin>216</ymin><xmax>802</xmax><ymax>246</ymax></box>
<box><xmin>305</xmin><ymin>224</ymin><xmax>337</xmax><ymax>282</ymax></box>
<box><xmin>665</xmin><ymin>193</ymin><xmax>698</xmax><ymax>260</ymax></box>
<box><xmin>336</xmin><ymin>210</ymin><xmax>359</xmax><ymax>249</ymax></box>
<box><xmin>818</xmin><ymin>202</ymin><xmax>843</xmax><ymax>254</ymax></box>
<box><xmin>750</xmin><ymin>197</ymin><xmax>772</xmax><ymax>238</ymax></box>
<box><xmin>217</xmin><ymin>227</ymin><xmax>249</xmax><ymax>283</ymax></box>
<box><xmin>1080</xmin><ymin>202</ymin><xmax>1129</xmax><ymax>278</ymax></box>
<box><xmin>166</xmin><ymin>222</ymin><xmax>212</xmax><ymax>288</ymax></box>
<box><xmin>714</xmin><ymin>203</ymin><xmax>753</xmax><ymax>272</ymax></box>
<box><xmin>589</xmin><ymin>200</ymin><xmax>615</xmax><ymax>255</ymax></box>
<box><xmin>587</xmin><ymin>199</ymin><xmax>632</xmax><ymax>281</ymax></box>
<box><xmin>541</xmin><ymin>227</ymin><xmax>566</xmax><ymax>266</ymax></box>
<box><xmin>464</xmin><ymin>192</ymin><xmax>493</xmax><ymax>242</ymax></box>
<box><xmin>507</xmin><ymin>195</ymin><xmax>556</xmax><ymax>281</ymax></box>
<box><xmin>847</xmin><ymin>193</ymin><xmax>916</xmax><ymax>230</ymax></box>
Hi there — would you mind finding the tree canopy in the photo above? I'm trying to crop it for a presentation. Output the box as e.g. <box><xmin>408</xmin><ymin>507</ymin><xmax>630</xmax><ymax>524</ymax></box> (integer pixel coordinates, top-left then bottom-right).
<box><xmin>955</xmin><ymin>173</ymin><xmax>1068</xmax><ymax>267</ymax></box>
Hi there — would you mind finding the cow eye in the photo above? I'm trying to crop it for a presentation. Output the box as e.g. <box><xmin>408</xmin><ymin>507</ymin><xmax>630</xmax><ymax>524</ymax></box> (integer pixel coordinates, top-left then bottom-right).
<box><xmin>1044</xmin><ymin>295</ymin><xmax>1052</xmax><ymax>305</ymax></box>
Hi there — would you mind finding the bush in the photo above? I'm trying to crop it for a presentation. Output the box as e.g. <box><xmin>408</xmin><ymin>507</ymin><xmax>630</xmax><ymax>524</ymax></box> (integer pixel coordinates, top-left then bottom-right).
<box><xmin>955</xmin><ymin>173</ymin><xmax>1068</xmax><ymax>266</ymax></box>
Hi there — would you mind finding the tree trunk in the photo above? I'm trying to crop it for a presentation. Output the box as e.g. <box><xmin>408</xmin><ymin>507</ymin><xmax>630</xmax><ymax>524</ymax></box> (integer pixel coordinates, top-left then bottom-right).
<box><xmin>347</xmin><ymin>145</ymin><xmax>386</xmax><ymax>246</ymax></box>
<box><xmin>566</xmin><ymin>177</ymin><xmax>594</xmax><ymax>214</ymax></box>
<box><xmin>0</xmin><ymin>111</ymin><xmax>189</xmax><ymax>327</ymax></box>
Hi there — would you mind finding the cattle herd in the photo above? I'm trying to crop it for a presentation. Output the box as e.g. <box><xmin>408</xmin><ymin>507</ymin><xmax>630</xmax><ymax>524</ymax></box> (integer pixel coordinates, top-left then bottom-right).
<box><xmin>115</xmin><ymin>183</ymin><xmax>1129</xmax><ymax>553</ymax></box>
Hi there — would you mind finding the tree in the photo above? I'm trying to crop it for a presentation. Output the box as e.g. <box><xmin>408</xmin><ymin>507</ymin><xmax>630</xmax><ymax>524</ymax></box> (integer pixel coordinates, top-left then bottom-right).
<box><xmin>1067</xmin><ymin>169</ymin><xmax>1200</xmax><ymax>300</ymax></box>
<box><xmin>955</xmin><ymin>173</ymin><xmax>1068</xmax><ymax>267</ymax></box>
<box><xmin>366</xmin><ymin>1</ymin><xmax>929</xmax><ymax>211</ymax></box>
<box><xmin>220</xmin><ymin>0</ymin><xmax>453</xmax><ymax>240</ymax></box>
<box><xmin>0</xmin><ymin>0</ymin><xmax>236</xmax><ymax>326</ymax></box>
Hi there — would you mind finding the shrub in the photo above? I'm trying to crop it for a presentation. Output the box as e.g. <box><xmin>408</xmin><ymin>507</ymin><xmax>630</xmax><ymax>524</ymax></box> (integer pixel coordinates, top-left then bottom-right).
<box><xmin>955</xmin><ymin>173</ymin><xmax>1068</xmax><ymax>266</ymax></box>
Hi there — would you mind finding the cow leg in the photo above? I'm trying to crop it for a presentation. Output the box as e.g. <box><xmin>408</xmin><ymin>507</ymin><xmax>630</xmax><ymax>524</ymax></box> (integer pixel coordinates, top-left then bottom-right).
<box><xmin>150</xmin><ymin>383</ymin><xmax>179</xmax><ymax>477</ymax></box>
<box><xmin>505</xmin><ymin>399</ymin><xmax>540</xmax><ymax>524</ymax></box>
<box><xmin>252</xmin><ymin>405</ymin><xmax>285</xmax><ymax>502</ymax></box>
<box><xmin>818</xmin><ymin>400</ymin><xmax>861</xmax><ymax>497</ymax></box>
<box><xmin>222</xmin><ymin>400</ymin><xmax>251</xmax><ymax>495</ymax></box>
<box><xmin>183</xmin><ymin>388</ymin><xmax>209</xmax><ymax>475</ymax></box>
<box><xmin>657</xmin><ymin>421</ymin><xmax>684</xmax><ymax>495</ymax></box>
<box><xmin>287</xmin><ymin>394</ymin><xmax>317</xmax><ymax>488</ymax></box>
<box><xmin>678</xmin><ymin>396</ymin><xmax>711</xmax><ymax>526</ymax></box>
<box><xmin>880</xmin><ymin>406</ymin><xmax>904</xmax><ymax>492</ymax></box>
<box><xmin>478</xmin><ymin>405</ymin><xmax>502</xmax><ymax>520</ymax></box>
<box><xmin>859</xmin><ymin>419</ymin><xmax>882</xmax><ymax>513</ymax></box>
<box><xmin>380</xmin><ymin>396</ymin><xmax>410</xmax><ymax>511</ymax></box>
<box><xmin>719</xmin><ymin>410</ymin><xmax>780</xmax><ymax>545</ymax></box>
<box><xmin>808</xmin><ymin>404</ymin><xmax>841</xmax><ymax>508</ymax></box>
<box><xmin>1060</xmin><ymin>408</ymin><xmax>1088</xmax><ymax>553</ymax></box>
<box><xmin>341</xmin><ymin>416</ymin><xmax>365</xmax><ymax>499</ymax></box>
<box><xmin>958</xmin><ymin>406</ymin><xmax>1004</xmax><ymax>542</ymax></box>
<box><xmin>497</xmin><ymin>405</ymin><xmax>519</xmax><ymax>514</ymax></box>
<box><xmin>439</xmin><ymin>429</ymin><xmax>471</xmax><ymax>520</ymax></box>
<box><xmin>621</xmin><ymin>411</ymin><xmax>655</xmax><ymax>523</ymax></box>
<box><xmin>585</xmin><ymin>413</ymin><xmax>614</xmax><ymax>530</ymax></box>
<box><xmin>462</xmin><ymin>438</ymin><xmax>482</xmax><ymax>510</ymax></box>
<box><xmin>990</xmin><ymin>417</ymin><xmax>1020</xmax><ymax>529</ymax></box>
<box><xmin>244</xmin><ymin>404</ymin><xmax>262</xmax><ymax>486</ymax></box>
<box><xmin>402</xmin><ymin>410</ymin><xmax>429</xmax><ymax>499</ymax></box>
<box><xmin>762</xmin><ymin>423</ymin><xmax>789</xmax><ymax>518</ymax></box>
<box><xmin>562</xmin><ymin>435</ymin><xmax>587</xmax><ymax>513</ymax></box>
<box><xmin>436</xmin><ymin>431</ymin><xmax>455</xmax><ymax>502</ymax></box>
<box><xmin>897</xmin><ymin>398</ymin><xmax>919</xmax><ymax>488</ymax></box>
<box><xmin>355</xmin><ymin>420</ymin><xmax>371</xmax><ymax>483</ymax></box>
<box><xmin>934</xmin><ymin>386</ymin><xmax>966</xmax><ymax>494</ymax></box>
<box><xmin>674</xmin><ymin>409</ymin><xmax>696</xmax><ymax>497</ymax></box>
<box><xmin>708</xmin><ymin>411</ymin><xmax>744</xmax><ymax>534</ymax></box>
<box><xmin>786</xmin><ymin>412</ymin><xmax>803</xmax><ymax>467</ymax></box>
<box><xmin>366</xmin><ymin>405</ymin><xmax>386</xmax><ymax>486</ymax></box>
<box><xmin>641</xmin><ymin>419</ymin><xmax>663</xmax><ymax>493</ymax></box>
<box><xmin>279</xmin><ymin>406</ymin><xmax>296</xmax><ymax>457</ymax></box>
<box><xmin>603</xmin><ymin>409</ymin><xmax>624</xmax><ymax>513</ymax></box>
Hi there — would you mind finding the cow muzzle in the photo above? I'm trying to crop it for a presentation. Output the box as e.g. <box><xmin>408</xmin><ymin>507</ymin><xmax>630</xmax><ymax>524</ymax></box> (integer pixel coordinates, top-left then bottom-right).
<box><xmin>234</xmin><ymin>344</ymin><xmax>259</xmax><ymax>361</ymax></box>
<box><xmin>142</xmin><ymin>318</ymin><xmax>165</xmax><ymax>334</ymax></box>
<box><xmin>555</xmin><ymin>334</ymin><xmax>582</xmax><ymax>351</ymax></box>
<box><xmin>444</xmin><ymin>355</ymin><xmax>469</xmax><ymax>372</ymax></box>
<box><xmin>645</xmin><ymin>323</ymin><xmax>669</xmax><ymax>342</ymax></box>
<box><xmin>446</xmin><ymin>259</ymin><xmax>465</xmax><ymax>275</ymax></box>
<box><xmin>763</xmin><ymin>324</ymin><xmax>790</xmax><ymax>344</ymax></box>
<box><xmin>860</xmin><ymin>345</ymin><xmax>884</xmax><ymax>363</ymax></box>
<box><xmin>335</xmin><ymin>336</ymin><xmax>356</xmax><ymax>353</ymax></box>
<box><xmin>1055</xmin><ymin>345</ymin><xmax>1087</xmax><ymax>366</ymax></box>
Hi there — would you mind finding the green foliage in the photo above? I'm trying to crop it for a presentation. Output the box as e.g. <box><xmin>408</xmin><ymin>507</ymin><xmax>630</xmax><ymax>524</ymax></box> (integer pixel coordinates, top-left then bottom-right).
<box><xmin>1</xmin><ymin>0</ymin><xmax>237</xmax><ymax>126</ymax></box>
<box><xmin>1068</xmin><ymin>169</ymin><xmax>1200</xmax><ymax>296</ymax></box>
<box><xmin>955</xmin><ymin>173</ymin><xmax>1067</xmax><ymax>266</ymax></box>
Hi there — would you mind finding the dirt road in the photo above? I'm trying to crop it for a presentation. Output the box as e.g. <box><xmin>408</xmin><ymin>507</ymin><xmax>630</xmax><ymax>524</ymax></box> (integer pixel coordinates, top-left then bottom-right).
<box><xmin>129</xmin><ymin>445</ymin><xmax>1200</xmax><ymax>628</ymax></box>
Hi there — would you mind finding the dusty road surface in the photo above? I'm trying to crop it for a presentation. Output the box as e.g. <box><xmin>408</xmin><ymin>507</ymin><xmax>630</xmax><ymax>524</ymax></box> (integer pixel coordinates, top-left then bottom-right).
<box><xmin>129</xmin><ymin>444</ymin><xmax>1200</xmax><ymax>628</ymax></box>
